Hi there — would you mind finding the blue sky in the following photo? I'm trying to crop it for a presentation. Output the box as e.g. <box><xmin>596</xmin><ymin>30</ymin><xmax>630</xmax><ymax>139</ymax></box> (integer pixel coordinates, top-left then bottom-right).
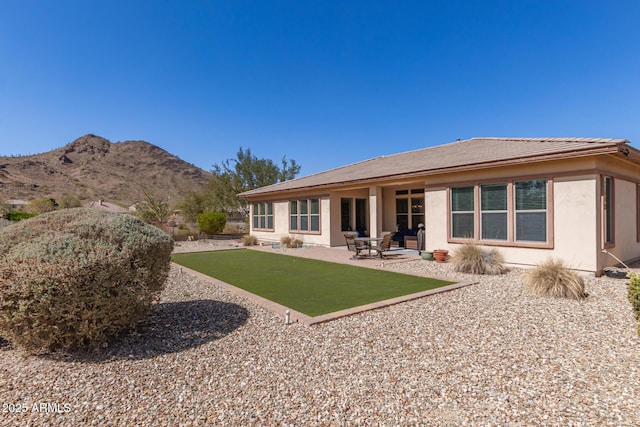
<box><xmin>1</xmin><ymin>1</ymin><xmax>639</xmax><ymax>176</ymax></box>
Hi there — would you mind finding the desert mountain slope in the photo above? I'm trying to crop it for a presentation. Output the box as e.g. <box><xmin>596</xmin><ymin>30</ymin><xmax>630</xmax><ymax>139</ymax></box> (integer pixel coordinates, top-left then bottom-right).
<box><xmin>0</xmin><ymin>134</ymin><xmax>211</xmax><ymax>206</ymax></box>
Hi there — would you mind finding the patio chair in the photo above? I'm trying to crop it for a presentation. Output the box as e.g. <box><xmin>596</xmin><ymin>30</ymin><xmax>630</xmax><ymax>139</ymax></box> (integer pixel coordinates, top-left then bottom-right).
<box><xmin>345</xmin><ymin>233</ymin><xmax>368</xmax><ymax>259</ymax></box>
<box><xmin>371</xmin><ymin>233</ymin><xmax>394</xmax><ymax>259</ymax></box>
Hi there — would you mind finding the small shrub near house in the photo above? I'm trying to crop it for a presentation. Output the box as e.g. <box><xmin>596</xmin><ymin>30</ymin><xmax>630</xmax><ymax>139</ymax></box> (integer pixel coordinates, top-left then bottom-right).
<box><xmin>526</xmin><ymin>258</ymin><xmax>586</xmax><ymax>300</ymax></box>
<box><xmin>197</xmin><ymin>212</ymin><xmax>227</xmax><ymax>235</ymax></box>
<box><xmin>280</xmin><ymin>235</ymin><xmax>292</xmax><ymax>248</ymax></box>
<box><xmin>242</xmin><ymin>235</ymin><xmax>258</xmax><ymax>246</ymax></box>
<box><xmin>628</xmin><ymin>273</ymin><xmax>640</xmax><ymax>335</ymax></box>
<box><xmin>0</xmin><ymin>208</ymin><xmax>173</xmax><ymax>354</ymax></box>
<box><xmin>451</xmin><ymin>243</ymin><xmax>506</xmax><ymax>275</ymax></box>
<box><xmin>280</xmin><ymin>235</ymin><xmax>303</xmax><ymax>248</ymax></box>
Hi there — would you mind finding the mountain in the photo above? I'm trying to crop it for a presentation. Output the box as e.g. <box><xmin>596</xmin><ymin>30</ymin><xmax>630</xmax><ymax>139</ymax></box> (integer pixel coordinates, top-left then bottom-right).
<box><xmin>0</xmin><ymin>134</ymin><xmax>211</xmax><ymax>207</ymax></box>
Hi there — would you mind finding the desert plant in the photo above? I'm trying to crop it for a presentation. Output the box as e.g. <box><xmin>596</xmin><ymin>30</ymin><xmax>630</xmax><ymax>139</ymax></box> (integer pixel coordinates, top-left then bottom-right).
<box><xmin>27</xmin><ymin>198</ymin><xmax>56</xmax><ymax>214</ymax></box>
<box><xmin>526</xmin><ymin>258</ymin><xmax>586</xmax><ymax>300</ymax></box>
<box><xmin>451</xmin><ymin>243</ymin><xmax>506</xmax><ymax>275</ymax></box>
<box><xmin>242</xmin><ymin>235</ymin><xmax>258</xmax><ymax>246</ymax></box>
<box><xmin>0</xmin><ymin>208</ymin><xmax>173</xmax><ymax>354</ymax></box>
<box><xmin>628</xmin><ymin>273</ymin><xmax>640</xmax><ymax>321</ymax></box>
<box><xmin>58</xmin><ymin>194</ymin><xmax>82</xmax><ymax>209</ymax></box>
<box><xmin>223</xmin><ymin>223</ymin><xmax>245</xmax><ymax>234</ymax></box>
<box><xmin>280</xmin><ymin>235</ymin><xmax>292</xmax><ymax>247</ymax></box>
<box><xmin>0</xmin><ymin>201</ymin><xmax>9</xmax><ymax>217</ymax></box>
<box><xmin>6</xmin><ymin>211</ymin><xmax>37</xmax><ymax>221</ymax></box>
<box><xmin>136</xmin><ymin>191</ymin><xmax>171</xmax><ymax>227</ymax></box>
<box><xmin>197</xmin><ymin>211</ymin><xmax>227</xmax><ymax>235</ymax></box>
<box><xmin>280</xmin><ymin>235</ymin><xmax>302</xmax><ymax>248</ymax></box>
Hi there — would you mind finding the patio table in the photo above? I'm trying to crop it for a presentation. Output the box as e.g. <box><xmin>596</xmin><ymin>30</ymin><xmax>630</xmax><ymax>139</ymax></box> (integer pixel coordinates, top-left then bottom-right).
<box><xmin>354</xmin><ymin>237</ymin><xmax>384</xmax><ymax>258</ymax></box>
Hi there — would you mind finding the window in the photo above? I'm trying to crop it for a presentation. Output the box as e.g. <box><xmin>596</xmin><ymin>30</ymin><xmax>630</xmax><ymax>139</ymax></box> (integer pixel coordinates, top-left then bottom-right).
<box><xmin>341</xmin><ymin>198</ymin><xmax>368</xmax><ymax>233</ymax></box>
<box><xmin>252</xmin><ymin>202</ymin><xmax>273</xmax><ymax>231</ymax></box>
<box><xmin>411</xmin><ymin>196</ymin><xmax>425</xmax><ymax>229</ymax></box>
<box><xmin>451</xmin><ymin>186</ymin><xmax>475</xmax><ymax>238</ymax></box>
<box><xmin>515</xmin><ymin>180</ymin><xmax>547</xmax><ymax>242</ymax></box>
<box><xmin>450</xmin><ymin>179</ymin><xmax>550</xmax><ymax>246</ymax></box>
<box><xmin>396</xmin><ymin>188</ymin><xmax>424</xmax><ymax>230</ymax></box>
<box><xmin>603</xmin><ymin>176</ymin><xmax>614</xmax><ymax>245</ymax></box>
<box><xmin>355</xmin><ymin>199</ymin><xmax>367</xmax><ymax>233</ymax></box>
<box><xmin>396</xmin><ymin>198</ymin><xmax>409</xmax><ymax>230</ymax></box>
<box><xmin>290</xmin><ymin>198</ymin><xmax>320</xmax><ymax>233</ymax></box>
<box><xmin>341</xmin><ymin>198</ymin><xmax>352</xmax><ymax>231</ymax></box>
<box><xmin>481</xmin><ymin>183</ymin><xmax>507</xmax><ymax>240</ymax></box>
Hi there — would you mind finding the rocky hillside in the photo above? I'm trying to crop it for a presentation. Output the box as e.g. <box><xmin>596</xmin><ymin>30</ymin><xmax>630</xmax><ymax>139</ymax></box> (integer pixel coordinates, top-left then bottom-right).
<box><xmin>0</xmin><ymin>134</ymin><xmax>211</xmax><ymax>207</ymax></box>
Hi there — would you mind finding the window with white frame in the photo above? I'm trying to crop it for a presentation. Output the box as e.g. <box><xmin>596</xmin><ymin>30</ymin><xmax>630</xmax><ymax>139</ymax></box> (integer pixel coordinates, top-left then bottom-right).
<box><xmin>252</xmin><ymin>202</ymin><xmax>273</xmax><ymax>231</ymax></box>
<box><xmin>290</xmin><ymin>198</ymin><xmax>320</xmax><ymax>232</ymax></box>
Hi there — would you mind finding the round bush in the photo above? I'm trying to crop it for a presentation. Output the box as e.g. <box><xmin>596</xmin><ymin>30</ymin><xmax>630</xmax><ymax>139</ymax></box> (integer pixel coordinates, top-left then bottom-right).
<box><xmin>0</xmin><ymin>208</ymin><xmax>174</xmax><ymax>354</ymax></box>
<box><xmin>197</xmin><ymin>211</ymin><xmax>227</xmax><ymax>235</ymax></box>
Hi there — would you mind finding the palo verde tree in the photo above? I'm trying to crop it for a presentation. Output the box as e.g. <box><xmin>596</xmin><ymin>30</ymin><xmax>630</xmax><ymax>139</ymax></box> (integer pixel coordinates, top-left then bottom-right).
<box><xmin>136</xmin><ymin>191</ymin><xmax>172</xmax><ymax>227</ymax></box>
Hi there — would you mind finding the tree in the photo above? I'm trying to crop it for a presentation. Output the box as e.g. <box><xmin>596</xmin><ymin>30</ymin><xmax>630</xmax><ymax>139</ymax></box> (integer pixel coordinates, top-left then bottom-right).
<box><xmin>28</xmin><ymin>198</ymin><xmax>56</xmax><ymax>214</ymax></box>
<box><xmin>211</xmin><ymin>147</ymin><xmax>300</xmax><ymax>214</ymax></box>
<box><xmin>136</xmin><ymin>192</ymin><xmax>171</xmax><ymax>227</ymax></box>
<box><xmin>197</xmin><ymin>212</ymin><xmax>227</xmax><ymax>235</ymax></box>
<box><xmin>0</xmin><ymin>201</ymin><xmax>9</xmax><ymax>217</ymax></box>
<box><xmin>178</xmin><ymin>147</ymin><xmax>301</xmax><ymax>220</ymax></box>
<box><xmin>58</xmin><ymin>194</ymin><xmax>82</xmax><ymax>209</ymax></box>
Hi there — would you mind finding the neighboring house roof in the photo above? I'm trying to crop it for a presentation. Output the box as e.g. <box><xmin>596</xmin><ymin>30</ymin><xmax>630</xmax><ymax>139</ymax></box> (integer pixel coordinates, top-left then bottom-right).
<box><xmin>239</xmin><ymin>137</ymin><xmax>634</xmax><ymax>198</ymax></box>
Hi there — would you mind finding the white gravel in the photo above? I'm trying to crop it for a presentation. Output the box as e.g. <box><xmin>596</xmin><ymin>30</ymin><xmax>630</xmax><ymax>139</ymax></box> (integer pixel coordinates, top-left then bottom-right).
<box><xmin>1</xmin><ymin>242</ymin><xmax>639</xmax><ymax>426</ymax></box>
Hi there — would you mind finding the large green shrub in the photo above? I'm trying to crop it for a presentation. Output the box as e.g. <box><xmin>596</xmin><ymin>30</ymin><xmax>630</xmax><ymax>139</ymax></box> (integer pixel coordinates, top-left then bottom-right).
<box><xmin>197</xmin><ymin>212</ymin><xmax>227</xmax><ymax>235</ymax></box>
<box><xmin>0</xmin><ymin>208</ymin><xmax>173</xmax><ymax>354</ymax></box>
<box><xmin>526</xmin><ymin>258</ymin><xmax>586</xmax><ymax>300</ymax></box>
<box><xmin>451</xmin><ymin>243</ymin><xmax>506</xmax><ymax>275</ymax></box>
<box><xmin>6</xmin><ymin>211</ymin><xmax>38</xmax><ymax>221</ymax></box>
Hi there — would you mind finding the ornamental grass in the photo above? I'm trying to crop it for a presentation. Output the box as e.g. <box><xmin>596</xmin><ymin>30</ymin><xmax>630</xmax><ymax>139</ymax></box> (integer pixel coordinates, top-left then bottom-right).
<box><xmin>526</xmin><ymin>258</ymin><xmax>586</xmax><ymax>300</ymax></box>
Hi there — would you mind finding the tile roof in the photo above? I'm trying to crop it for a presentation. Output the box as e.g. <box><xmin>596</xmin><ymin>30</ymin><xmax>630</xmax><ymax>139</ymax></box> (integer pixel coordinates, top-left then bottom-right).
<box><xmin>239</xmin><ymin>137</ymin><xmax>630</xmax><ymax>197</ymax></box>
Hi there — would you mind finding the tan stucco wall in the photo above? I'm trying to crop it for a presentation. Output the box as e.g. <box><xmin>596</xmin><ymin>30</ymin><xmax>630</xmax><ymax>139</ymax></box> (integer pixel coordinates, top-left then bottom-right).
<box><xmin>424</xmin><ymin>176</ymin><xmax>601</xmax><ymax>272</ymax></box>
<box><xmin>250</xmin><ymin>197</ymin><xmax>333</xmax><ymax>247</ymax></box>
<box><xmin>551</xmin><ymin>176</ymin><xmax>598</xmax><ymax>271</ymax></box>
<box><xmin>424</xmin><ymin>188</ymin><xmax>448</xmax><ymax>250</ymax></box>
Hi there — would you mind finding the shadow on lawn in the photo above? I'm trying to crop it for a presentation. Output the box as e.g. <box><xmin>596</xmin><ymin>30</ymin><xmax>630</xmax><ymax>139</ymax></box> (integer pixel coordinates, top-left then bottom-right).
<box><xmin>46</xmin><ymin>299</ymin><xmax>250</xmax><ymax>363</ymax></box>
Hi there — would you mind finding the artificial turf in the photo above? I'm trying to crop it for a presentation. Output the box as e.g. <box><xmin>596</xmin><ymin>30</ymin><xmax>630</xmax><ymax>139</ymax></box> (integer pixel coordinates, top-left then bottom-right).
<box><xmin>171</xmin><ymin>249</ymin><xmax>454</xmax><ymax>317</ymax></box>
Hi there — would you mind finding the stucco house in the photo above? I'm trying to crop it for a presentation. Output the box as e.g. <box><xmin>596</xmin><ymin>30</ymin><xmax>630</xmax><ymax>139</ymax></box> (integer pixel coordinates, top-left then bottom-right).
<box><xmin>5</xmin><ymin>199</ymin><xmax>29</xmax><ymax>211</ymax></box>
<box><xmin>239</xmin><ymin>137</ymin><xmax>640</xmax><ymax>274</ymax></box>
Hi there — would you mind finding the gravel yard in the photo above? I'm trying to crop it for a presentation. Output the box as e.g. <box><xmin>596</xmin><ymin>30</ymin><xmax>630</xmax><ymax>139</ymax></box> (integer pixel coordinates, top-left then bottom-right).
<box><xmin>1</xmin><ymin>242</ymin><xmax>640</xmax><ymax>426</ymax></box>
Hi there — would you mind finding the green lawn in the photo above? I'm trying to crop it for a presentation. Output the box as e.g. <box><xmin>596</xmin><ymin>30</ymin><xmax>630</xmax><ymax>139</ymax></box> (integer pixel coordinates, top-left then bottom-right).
<box><xmin>171</xmin><ymin>249</ymin><xmax>454</xmax><ymax>317</ymax></box>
